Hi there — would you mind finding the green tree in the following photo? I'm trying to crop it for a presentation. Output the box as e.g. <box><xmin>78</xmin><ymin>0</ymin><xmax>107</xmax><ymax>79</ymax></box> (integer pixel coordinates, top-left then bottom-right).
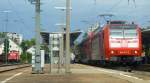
<box><xmin>41</xmin><ymin>43</ymin><xmax>49</xmax><ymax>53</ymax></box>
<box><xmin>20</xmin><ymin>38</ymin><xmax>35</xmax><ymax>63</ymax></box>
<box><xmin>20</xmin><ymin>38</ymin><xmax>35</xmax><ymax>51</ymax></box>
<box><xmin>0</xmin><ymin>32</ymin><xmax>5</xmax><ymax>38</ymax></box>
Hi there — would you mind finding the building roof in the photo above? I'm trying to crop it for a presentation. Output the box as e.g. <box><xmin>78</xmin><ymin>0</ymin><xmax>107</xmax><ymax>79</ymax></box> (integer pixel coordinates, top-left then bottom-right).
<box><xmin>40</xmin><ymin>31</ymin><xmax>82</xmax><ymax>46</ymax></box>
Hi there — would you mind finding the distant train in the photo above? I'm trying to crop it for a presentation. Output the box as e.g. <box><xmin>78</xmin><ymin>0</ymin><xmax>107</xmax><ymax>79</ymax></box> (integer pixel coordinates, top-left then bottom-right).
<box><xmin>0</xmin><ymin>50</ymin><xmax>20</xmax><ymax>64</ymax></box>
<box><xmin>76</xmin><ymin>21</ymin><xmax>142</xmax><ymax>66</ymax></box>
<box><xmin>8</xmin><ymin>50</ymin><xmax>20</xmax><ymax>62</ymax></box>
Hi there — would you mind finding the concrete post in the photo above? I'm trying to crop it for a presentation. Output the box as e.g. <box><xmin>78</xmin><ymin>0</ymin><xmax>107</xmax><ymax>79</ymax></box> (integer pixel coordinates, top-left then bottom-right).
<box><xmin>33</xmin><ymin>0</ymin><xmax>43</xmax><ymax>74</ymax></box>
<box><xmin>65</xmin><ymin>0</ymin><xmax>71</xmax><ymax>73</ymax></box>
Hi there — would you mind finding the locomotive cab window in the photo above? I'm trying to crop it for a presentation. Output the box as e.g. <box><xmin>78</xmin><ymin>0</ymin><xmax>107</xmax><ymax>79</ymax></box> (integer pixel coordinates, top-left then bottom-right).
<box><xmin>110</xmin><ymin>28</ymin><xmax>123</xmax><ymax>38</ymax></box>
<box><xmin>109</xmin><ymin>25</ymin><xmax>137</xmax><ymax>38</ymax></box>
<box><xmin>124</xmin><ymin>29</ymin><xmax>137</xmax><ymax>38</ymax></box>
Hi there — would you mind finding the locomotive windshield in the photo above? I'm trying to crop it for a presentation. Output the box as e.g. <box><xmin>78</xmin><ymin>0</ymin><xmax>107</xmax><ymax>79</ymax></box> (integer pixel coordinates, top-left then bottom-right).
<box><xmin>124</xmin><ymin>28</ymin><xmax>137</xmax><ymax>38</ymax></box>
<box><xmin>110</xmin><ymin>25</ymin><xmax>137</xmax><ymax>38</ymax></box>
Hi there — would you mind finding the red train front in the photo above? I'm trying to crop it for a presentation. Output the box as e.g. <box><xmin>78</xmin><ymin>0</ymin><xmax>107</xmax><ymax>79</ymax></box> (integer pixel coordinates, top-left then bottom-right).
<box><xmin>103</xmin><ymin>21</ymin><xmax>142</xmax><ymax>65</ymax></box>
<box><xmin>8</xmin><ymin>50</ymin><xmax>20</xmax><ymax>62</ymax></box>
<box><xmin>78</xmin><ymin>20</ymin><xmax>143</xmax><ymax>66</ymax></box>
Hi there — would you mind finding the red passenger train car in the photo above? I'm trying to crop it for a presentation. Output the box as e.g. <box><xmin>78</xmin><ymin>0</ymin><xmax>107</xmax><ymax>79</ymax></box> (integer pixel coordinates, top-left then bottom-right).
<box><xmin>78</xmin><ymin>21</ymin><xmax>142</xmax><ymax>65</ymax></box>
<box><xmin>78</xmin><ymin>32</ymin><xmax>94</xmax><ymax>63</ymax></box>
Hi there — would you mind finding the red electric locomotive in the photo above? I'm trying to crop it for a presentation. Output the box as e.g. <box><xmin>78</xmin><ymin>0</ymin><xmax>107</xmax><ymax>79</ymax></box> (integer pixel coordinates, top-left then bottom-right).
<box><xmin>8</xmin><ymin>50</ymin><xmax>20</xmax><ymax>62</ymax></box>
<box><xmin>79</xmin><ymin>21</ymin><xmax>142</xmax><ymax>65</ymax></box>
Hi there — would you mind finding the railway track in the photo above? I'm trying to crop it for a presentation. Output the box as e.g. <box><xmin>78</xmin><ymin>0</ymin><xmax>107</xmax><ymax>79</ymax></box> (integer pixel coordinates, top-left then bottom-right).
<box><xmin>132</xmin><ymin>64</ymin><xmax>150</xmax><ymax>71</ymax></box>
<box><xmin>0</xmin><ymin>64</ymin><xmax>31</xmax><ymax>73</ymax></box>
<box><xmin>0</xmin><ymin>63</ymin><xmax>22</xmax><ymax>67</ymax></box>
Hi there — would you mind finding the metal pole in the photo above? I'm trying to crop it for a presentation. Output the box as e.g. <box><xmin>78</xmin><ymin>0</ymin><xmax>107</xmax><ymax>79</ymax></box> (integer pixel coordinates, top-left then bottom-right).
<box><xmin>26</xmin><ymin>49</ymin><xmax>27</xmax><ymax>63</ymax></box>
<box><xmin>5</xmin><ymin>12</ymin><xmax>8</xmax><ymax>32</ymax></box>
<box><xmin>49</xmin><ymin>36</ymin><xmax>51</xmax><ymax>73</ymax></box>
<box><xmin>33</xmin><ymin>0</ymin><xmax>42</xmax><ymax>74</ymax></box>
<box><xmin>49</xmin><ymin>34</ymin><xmax>52</xmax><ymax>73</ymax></box>
<box><xmin>58</xmin><ymin>34</ymin><xmax>60</xmax><ymax>73</ymax></box>
<box><xmin>61</xmin><ymin>28</ymin><xmax>64</xmax><ymax>68</ymax></box>
<box><xmin>25</xmin><ymin>44</ymin><xmax>28</xmax><ymax>63</ymax></box>
<box><xmin>5</xmin><ymin>12</ymin><xmax>8</xmax><ymax>64</ymax></box>
<box><xmin>5</xmin><ymin>38</ymin><xmax>8</xmax><ymax>64</ymax></box>
<box><xmin>58</xmin><ymin>32</ymin><xmax>64</xmax><ymax>73</ymax></box>
<box><xmin>65</xmin><ymin>0</ymin><xmax>71</xmax><ymax>73</ymax></box>
<box><xmin>49</xmin><ymin>34</ymin><xmax>54</xmax><ymax>74</ymax></box>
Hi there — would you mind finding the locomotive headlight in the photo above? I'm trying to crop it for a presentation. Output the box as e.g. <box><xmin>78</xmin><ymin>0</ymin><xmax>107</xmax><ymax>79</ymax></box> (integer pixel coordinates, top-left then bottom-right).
<box><xmin>111</xmin><ymin>50</ymin><xmax>114</xmax><ymax>54</ymax></box>
<box><xmin>134</xmin><ymin>51</ymin><xmax>138</xmax><ymax>54</ymax></box>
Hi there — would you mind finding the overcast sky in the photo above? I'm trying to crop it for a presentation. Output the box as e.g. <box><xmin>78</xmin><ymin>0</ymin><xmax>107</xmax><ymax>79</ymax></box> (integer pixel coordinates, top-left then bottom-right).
<box><xmin>0</xmin><ymin>0</ymin><xmax>150</xmax><ymax>39</ymax></box>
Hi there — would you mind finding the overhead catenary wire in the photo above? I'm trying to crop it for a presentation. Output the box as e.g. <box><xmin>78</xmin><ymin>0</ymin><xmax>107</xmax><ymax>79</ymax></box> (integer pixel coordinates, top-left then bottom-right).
<box><xmin>24</xmin><ymin>0</ymin><xmax>27</xmax><ymax>4</ymax></box>
<box><xmin>107</xmin><ymin>0</ymin><xmax>137</xmax><ymax>13</ymax></box>
<box><xmin>98</xmin><ymin>0</ymin><xmax>123</xmax><ymax>23</ymax></box>
<box><xmin>7</xmin><ymin>0</ymin><xmax>33</xmax><ymax>39</ymax></box>
<box><xmin>128</xmin><ymin>0</ymin><xmax>136</xmax><ymax>8</ymax></box>
<box><xmin>106</xmin><ymin>0</ymin><xmax>123</xmax><ymax>13</ymax></box>
<box><xmin>0</xmin><ymin>13</ymin><xmax>5</xmax><ymax>32</ymax></box>
<box><xmin>106</xmin><ymin>0</ymin><xmax>137</xmax><ymax>14</ymax></box>
<box><xmin>96</xmin><ymin>0</ymin><xmax>123</xmax><ymax>24</ymax></box>
<box><xmin>127</xmin><ymin>0</ymin><xmax>138</xmax><ymax>22</ymax></box>
<box><xmin>7</xmin><ymin>0</ymin><xmax>30</xmax><ymax>29</ymax></box>
<box><xmin>133</xmin><ymin>0</ymin><xmax>136</xmax><ymax>8</ymax></box>
<box><xmin>94</xmin><ymin>0</ymin><xmax>97</xmax><ymax>5</ymax></box>
<box><xmin>105</xmin><ymin>0</ymin><xmax>137</xmax><ymax>22</ymax></box>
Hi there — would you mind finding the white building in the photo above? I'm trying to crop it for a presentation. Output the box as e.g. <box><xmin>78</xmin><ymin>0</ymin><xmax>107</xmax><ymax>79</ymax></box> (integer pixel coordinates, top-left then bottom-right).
<box><xmin>0</xmin><ymin>39</ymin><xmax>22</xmax><ymax>55</ymax></box>
<box><xmin>49</xmin><ymin>33</ymin><xmax>63</xmax><ymax>64</ymax></box>
<box><xmin>27</xmin><ymin>46</ymin><xmax>35</xmax><ymax>55</ymax></box>
<box><xmin>41</xmin><ymin>31</ymin><xmax>82</xmax><ymax>64</ymax></box>
<box><xmin>6</xmin><ymin>32</ymin><xmax>23</xmax><ymax>45</ymax></box>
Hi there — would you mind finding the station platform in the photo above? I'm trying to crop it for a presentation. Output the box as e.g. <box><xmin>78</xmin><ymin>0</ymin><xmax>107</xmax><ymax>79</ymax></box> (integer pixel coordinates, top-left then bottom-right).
<box><xmin>0</xmin><ymin>64</ymin><xmax>150</xmax><ymax>83</ymax></box>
